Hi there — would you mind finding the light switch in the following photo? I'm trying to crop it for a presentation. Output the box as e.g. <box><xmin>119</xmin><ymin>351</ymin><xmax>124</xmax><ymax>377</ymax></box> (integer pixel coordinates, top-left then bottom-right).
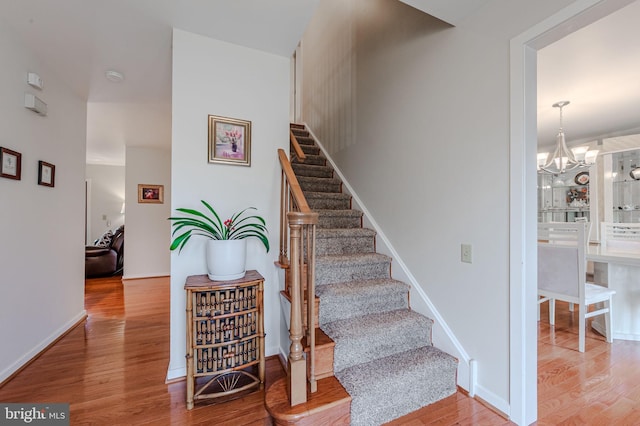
<box><xmin>461</xmin><ymin>244</ymin><xmax>472</xmax><ymax>264</ymax></box>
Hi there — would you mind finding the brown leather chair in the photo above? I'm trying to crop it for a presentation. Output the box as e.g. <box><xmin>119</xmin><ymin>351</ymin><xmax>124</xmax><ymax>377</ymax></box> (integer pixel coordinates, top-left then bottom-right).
<box><xmin>85</xmin><ymin>225</ymin><xmax>124</xmax><ymax>277</ymax></box>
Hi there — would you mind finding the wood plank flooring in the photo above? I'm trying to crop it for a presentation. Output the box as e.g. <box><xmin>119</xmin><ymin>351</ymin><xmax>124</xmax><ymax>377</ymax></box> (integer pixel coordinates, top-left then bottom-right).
<box><xmin>1</xmin><ymin>276</ymin><xmax>638</xmax><ymax>425</ymax></box>
<box><xmin>536</xmin><ymin>300</ymin><xmax>640</xmax><ymax>425</ymax></box>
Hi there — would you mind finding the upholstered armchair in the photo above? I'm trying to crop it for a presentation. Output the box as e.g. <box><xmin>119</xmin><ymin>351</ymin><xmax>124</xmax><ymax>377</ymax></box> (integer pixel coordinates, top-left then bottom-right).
<box><xmin>85</xmin><ymin>225</ymin><xmax>124</xmax><ymax>278</ymax></box>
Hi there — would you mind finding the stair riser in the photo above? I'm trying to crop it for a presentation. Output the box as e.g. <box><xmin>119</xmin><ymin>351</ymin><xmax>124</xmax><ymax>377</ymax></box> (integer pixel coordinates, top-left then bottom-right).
<box><xmin>329</xmin><ymin>314</ymin><xmax>433</xmax><ymax>372</ymax></box>
<box><xmin>292</xmin><ymin>164</ymin><xmax>333</xmax><ymax>178</ymax></box>
<box><xmin>300</xmin><ymin>144</ymin><xmax>321</xmax><ymax>155</ymax></box>
<box><xmin>318</xmin><ymin>216</ymin><xmax>361</xmax><ymax>229</ymax></box>
<box><xmin>295</xmin><ymin>136</ymin><xmax>316</xmax><ymax>145</ymax></box>
<box><xmin>307</xmin><ymin>198</ymin><xmax>351</xmax><ymax>210</ymax></box>
<box><xmin>319</xmin><ymin>289</ymin><xmax>408</xmax><ymax>324</ymax></box>
<box><xmin>315</xmin><ymin>261</ymin><xmax>390</xmax><ymax>286</ymax></box>
<box><xmin>292</xmin><ymin>154</ymin><xmax>325</xmax><ymax>166</ymax></box>
<box><xmin>306</xmin><ymin>344</ymin><xmax>335</xmax><ymax>380</ymax></box>
<box><xmin>300</xmin><ymin>180</ymin><xmax>341</xmax><ymax>193</ymax></box>
<box><xmin>315</xmin><ymin>236</ymin><xmax>375</xmax><ymax>256</ymax></box>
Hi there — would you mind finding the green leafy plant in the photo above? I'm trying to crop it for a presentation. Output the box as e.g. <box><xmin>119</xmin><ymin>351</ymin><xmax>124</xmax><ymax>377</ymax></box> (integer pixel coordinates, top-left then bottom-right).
<box><xmin>169</xmin><ymin>200</ymin><xmax>269</xmax><ymax>253</ymax></box>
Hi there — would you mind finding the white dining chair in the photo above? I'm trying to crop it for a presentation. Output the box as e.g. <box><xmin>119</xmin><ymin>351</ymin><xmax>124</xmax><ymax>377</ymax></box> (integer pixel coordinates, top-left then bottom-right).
<box><xmin>537</xmin><ymin>223</ymin><xmax>616</xmax><ymax>352</ymax></box>
<box><xmin>600</xmin><ymin>222</ymin><xmax>640</xmax><ymax>251</ymax></box>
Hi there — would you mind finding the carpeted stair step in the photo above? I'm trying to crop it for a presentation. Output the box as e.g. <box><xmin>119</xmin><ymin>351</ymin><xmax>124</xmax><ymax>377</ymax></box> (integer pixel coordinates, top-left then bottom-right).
<box><xmin>298</xmin><ymin>176</ymin><xmax>342</xmax><ymax>193</ymax></box>
<box><xmin>336</xmin><ymin>345</ymin><xmax>458</xmax><ymax>426</ymax></box>
<box><xmin>322</xmin><ymin>309</ymin><xmax>433</xmax><ymax>372</ymax></box>
<box><xmin>292</xmin><ymin>153</ymin><xmax>326</xmax><ymax>166</ymax></box>
<box><xmin>317</xmin><ymin>209</ymin><xmax>363</xmax><ymax>228</ymax></box>
<box><xmin>316</xmin><ymin>278</ymin><xmax>409</xmax><ymax>325</ymax></box>
<box><xmin>315</xmin><ymin>228</ymin><xmax>376</xmax><ymax>255</ymax></box>
<box><xmin>315</xmin><ymin>253</ymin><xmax>391</xmax><ymax>286</ymax></box>
<box><xmin>294</xmin><ymin>135</ymin><xmax>315</xmax><ymax>145</ymax></box>
<box><xmin>291</xmin><ymin>127</ymin><xmax>308</xmax><ymax>136</ymax></box>
<box><xmin>292</xmin><ymin>162</ymin><xmax>333</xmax><ymax>178</ymax></box>
<box><xmin>299</xmin><ymin>144</ymin><xmax>321</xmax><ymax>156</ymax></box>
<box><xmin>305</xmin><ymin>192</ymin><xmax>352</xmax><ymax>210</ymax></box>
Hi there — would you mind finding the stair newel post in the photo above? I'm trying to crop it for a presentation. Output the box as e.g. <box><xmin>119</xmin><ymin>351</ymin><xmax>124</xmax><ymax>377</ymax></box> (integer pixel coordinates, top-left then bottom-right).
<box><xmin>306</xmin><ymin>220</ymin><xmax>318</xmax><ymax>393</ymax></box>
<box><xmin>287</xmin><ymin>212</ymin><xmax>307</xmax><ymax>406</ymax></box>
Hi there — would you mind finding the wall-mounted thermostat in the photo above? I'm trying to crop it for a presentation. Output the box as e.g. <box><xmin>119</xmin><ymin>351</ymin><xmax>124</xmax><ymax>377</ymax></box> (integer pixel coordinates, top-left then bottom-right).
<box><xmin>27</xmin><ymin>72</ymin><xmax>43</xmax><ymax>90</ymax></box>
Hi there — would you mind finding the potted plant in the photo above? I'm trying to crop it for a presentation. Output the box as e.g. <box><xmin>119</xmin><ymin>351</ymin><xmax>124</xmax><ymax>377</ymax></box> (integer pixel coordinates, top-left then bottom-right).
<box><xmin>169</xmin><ymin>200</ymin><xmax>269</xmax><ymax>281</ymax></box>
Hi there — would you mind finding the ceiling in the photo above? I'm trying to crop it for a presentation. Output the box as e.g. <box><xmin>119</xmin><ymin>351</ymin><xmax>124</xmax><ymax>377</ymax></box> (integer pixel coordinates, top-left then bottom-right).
<box><xmin>537</xmin><ymin>0</ymin><xmax>640</xmax><ymax>152</ymax></box>
<box><xmin>0</xmin><ymin>0</ymin><xmax>322</xmax><ymax>165</ymax></box>
<box><xmin>2</xmin><ymin>1</ymin><xmax>639</xmax><ymax>165</ymax></box>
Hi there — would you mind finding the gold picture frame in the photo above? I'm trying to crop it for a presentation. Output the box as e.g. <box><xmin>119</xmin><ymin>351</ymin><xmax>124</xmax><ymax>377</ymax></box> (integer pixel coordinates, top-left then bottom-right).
<box><xmin>138</xmin><ymin>184</ymin><xmax>164</xmax><ymax>204</ymax></box>
<box><xmin>208</xmin><ymin>115</ymin><xmax>251</xmax><ymax>166</ymax></box>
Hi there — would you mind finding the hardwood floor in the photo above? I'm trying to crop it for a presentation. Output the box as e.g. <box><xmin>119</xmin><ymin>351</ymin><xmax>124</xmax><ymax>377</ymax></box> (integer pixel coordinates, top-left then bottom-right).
<box><xmin>1</xmin><ymin>277</ymin><xmax>638</xmax><ymax>425</ymax></box>
<box><xmin>536</xmin><ymin>300</ymin><xmax>640</xmax><ymax>425</ymax></box>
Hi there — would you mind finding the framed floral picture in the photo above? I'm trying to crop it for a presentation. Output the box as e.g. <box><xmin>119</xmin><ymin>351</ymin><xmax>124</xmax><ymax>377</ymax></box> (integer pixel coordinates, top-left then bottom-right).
<box><xmin>208</xmin><ymin>115</ymin><xmax>251</xmax><ymax>166</ymax></box>
<box><xmin>138</xmin><ymin>184</ymin><xmax>164</xmax><ymax>204</ymax></box>
<box><xmin>0</xmin><ymin>147</ymin><xmax>22</xmax><ymax>180</ymax></box>
<box><xmin>38</xmin><ymin>161</ymin><xmax>55</xmax><ymax>187</ymax></box>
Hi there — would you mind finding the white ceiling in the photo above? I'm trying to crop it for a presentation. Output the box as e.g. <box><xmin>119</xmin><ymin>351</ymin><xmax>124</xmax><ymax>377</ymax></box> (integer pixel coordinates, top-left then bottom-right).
<box><xmin>0</xmin><ymin>0</ymin><xmax>321</xmax><ymax>165</ymax></box>
<box><xmin>537</xmin><ymin>0</ymin><xmax>640</xmax><ymax>151</ymax></box>
<box><xmin>2</xmin><ymin>1</ymin><xmax>639</xmax><ymax>165</ymax></box>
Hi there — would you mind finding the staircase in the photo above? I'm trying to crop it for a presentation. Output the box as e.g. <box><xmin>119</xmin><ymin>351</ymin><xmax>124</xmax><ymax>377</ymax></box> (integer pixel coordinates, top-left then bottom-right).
<box><xmin>267</xmin><ymin>124</ymin><xmax>458</xmax><ymax>426</ymax></box>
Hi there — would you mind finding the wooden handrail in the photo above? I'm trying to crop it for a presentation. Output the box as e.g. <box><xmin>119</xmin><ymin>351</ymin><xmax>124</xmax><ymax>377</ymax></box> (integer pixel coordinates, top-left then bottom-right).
<box><xmin>278</xmin><ymin>149</ymin><xmax>312</xmax><ymax>214</ymax></box>
<box><xmin>276</xmin><ymin>142</ymin><xmax>319</xmax><ymax>406</ymax></box>
<box><xmin>290</xmin><ymin>130</ymin><xmax>306</xmax><ymax>162</ymax></box>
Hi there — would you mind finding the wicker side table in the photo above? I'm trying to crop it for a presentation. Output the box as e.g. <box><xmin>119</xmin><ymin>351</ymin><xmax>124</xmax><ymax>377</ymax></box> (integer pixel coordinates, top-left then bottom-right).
<box><xmin>184</xmin><ymin>270</ymin><xmax>265</xmax><ymax>409</ymax></box>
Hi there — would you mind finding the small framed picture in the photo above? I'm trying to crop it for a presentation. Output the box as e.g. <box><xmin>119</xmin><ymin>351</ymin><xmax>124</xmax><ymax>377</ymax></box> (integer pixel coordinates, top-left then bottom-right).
<box><xmin>1</xmin><ymin>147</ymin><xmax>22</xmax><ymax>180</ymax></box>
<box><xmin>138</xmin><ymin>184</ymin><xmax>164</xmax><ymax>204</ymax></box>
<box><xmin>38</xmin><ymin>161</ymin><xmax>55</xmax><ymax>187</ymax></box>
<box><xmin>208</xmin><ymin>115</ymin><xmax>251</xmax><ymax>166</ymax></box>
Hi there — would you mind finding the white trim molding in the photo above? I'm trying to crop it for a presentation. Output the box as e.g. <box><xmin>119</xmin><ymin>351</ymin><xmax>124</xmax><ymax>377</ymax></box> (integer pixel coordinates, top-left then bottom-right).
<box><xmin>0</xmin><ymin>310</ymin><xmax>87</xmax><ymax>383</ymax></box>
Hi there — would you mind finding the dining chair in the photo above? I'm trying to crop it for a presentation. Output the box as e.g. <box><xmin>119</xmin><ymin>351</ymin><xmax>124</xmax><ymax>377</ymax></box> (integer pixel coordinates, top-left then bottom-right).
<box><xmin>600</xmin><ymin>222</ymin><xmax>640</xmax><ymax>250</ymax></box>
<box><xmin>537</xmin><ymin>223</ymin><xmax>616</xmax><ymax>352</ymax></box>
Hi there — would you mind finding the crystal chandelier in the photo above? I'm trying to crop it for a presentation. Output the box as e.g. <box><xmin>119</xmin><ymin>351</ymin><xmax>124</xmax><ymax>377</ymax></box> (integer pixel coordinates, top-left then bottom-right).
<box><xmin>537</xmin><ymin>101</ymin><xmax>598</xmax><ymax>174</ymax></box>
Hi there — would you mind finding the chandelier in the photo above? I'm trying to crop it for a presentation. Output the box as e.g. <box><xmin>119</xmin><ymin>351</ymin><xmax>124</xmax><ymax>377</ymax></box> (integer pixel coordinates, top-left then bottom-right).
<box><xmin>537</xmin><ymin>101</ymin><xmax>598</xmax><ymax>174</ymax></box>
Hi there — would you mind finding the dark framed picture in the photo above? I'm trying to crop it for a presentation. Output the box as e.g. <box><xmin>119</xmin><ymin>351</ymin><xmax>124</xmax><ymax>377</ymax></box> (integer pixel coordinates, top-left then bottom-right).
<box><xmin>138</xmin><ymin>184</ymin><xmax>164</xmax><ymax>204</ymax></box>
<box><xmin>208</xmin><ymin>115</ymin><xmax>251</xmax><ymax>166</ymax></box>
<box><xmin>1</xmin><ymin>147</ymin><xmax>22</xmax><ymax>180</ymax></box>
<box><xmin>38</xmin><ymin>161</ymin><xmax>55</xmax><ymax>187</ymax></box>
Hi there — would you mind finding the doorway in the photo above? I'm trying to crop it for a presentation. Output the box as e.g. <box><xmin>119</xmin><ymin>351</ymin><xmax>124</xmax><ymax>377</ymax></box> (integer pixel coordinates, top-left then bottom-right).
<box><xmin>509</xmin><ymin>0</ymin><xmax>636</xmax><ymax>424</ymax></box>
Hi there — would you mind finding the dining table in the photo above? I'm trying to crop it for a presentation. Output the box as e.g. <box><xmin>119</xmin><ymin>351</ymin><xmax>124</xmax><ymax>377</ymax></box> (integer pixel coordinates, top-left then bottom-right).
<box><xmin>587</xmin><ymin>244</ymin><xmax>640</xmax><ymax>341</ymax></box>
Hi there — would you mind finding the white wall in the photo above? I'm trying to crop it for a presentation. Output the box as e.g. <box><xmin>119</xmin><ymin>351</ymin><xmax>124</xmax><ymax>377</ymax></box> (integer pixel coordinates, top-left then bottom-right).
<box><xmin>168</xmin><ymin>29</ymin><xmax>290</xmax><ymax>380</ymax></box>
<box><xmin>299</xmin><ymin>0</ymin><xmax>574</xmax><ymax>414</ymax></box>
<box><xmin>124</xmin><ymin>146</ymin><xmax>171</xmax><ymax>279</ymax></box>
<box><xmin>0</xmin><ymin>24</ymin><xmax>87</xmax><ymax>382</ymax></box>
<box><xmin>85</xmin><ymin>164</ymin><xmax>125</xmax><ymax>244</ymax></box>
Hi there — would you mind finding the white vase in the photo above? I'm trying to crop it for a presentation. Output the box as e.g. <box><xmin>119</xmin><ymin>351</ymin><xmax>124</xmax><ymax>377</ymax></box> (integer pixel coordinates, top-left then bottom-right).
<box><xmin>206</xmin><ymin>239</ymin><xmax>247</xmax><ymax>281</ymax></box>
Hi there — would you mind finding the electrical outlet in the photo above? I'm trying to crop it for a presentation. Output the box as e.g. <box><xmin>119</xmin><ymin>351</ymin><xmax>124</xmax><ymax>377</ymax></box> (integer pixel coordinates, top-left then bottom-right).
<box><xmin>461</xmin><ymin>244</ymin><xmax>472</xmax><ymax>263</ymax></box>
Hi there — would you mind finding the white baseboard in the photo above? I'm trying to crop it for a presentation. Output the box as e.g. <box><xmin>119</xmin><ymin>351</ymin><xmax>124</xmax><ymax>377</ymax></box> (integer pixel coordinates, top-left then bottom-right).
<box><xmin>166</xmin><ymin>366</ymin><xmax>186</xmax><ymax>382</ymax></box>
<box><xmin>474</xmin><ymin>383</ymin><xmax>510</xmax><ymax>419</ymax></box>
<box><xmin>0</xmin><ymin>310</ymin><xmax>87</xmax><ymax>383</ymax></box>
<box><xmin>122</xmin><ymin>273</ymin><xmax>170</xmax><ymax>281</ymax></box>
